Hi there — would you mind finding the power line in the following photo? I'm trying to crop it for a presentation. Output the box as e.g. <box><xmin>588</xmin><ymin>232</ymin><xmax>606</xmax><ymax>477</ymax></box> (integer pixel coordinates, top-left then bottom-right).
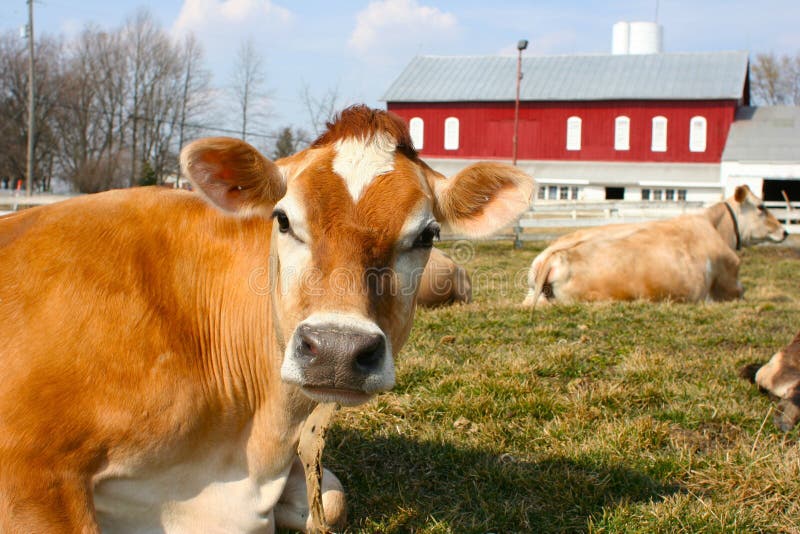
<box><xmin>45</xmin><ymin>100</ymin><xmax>279</xmax><ymax>141</ymax></box>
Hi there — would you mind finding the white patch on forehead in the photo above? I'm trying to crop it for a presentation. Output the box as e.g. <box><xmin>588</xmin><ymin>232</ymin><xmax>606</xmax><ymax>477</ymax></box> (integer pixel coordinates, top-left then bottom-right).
<box><xmin>332</xmin><ymin>132</ymin><xmax>396</xmax><ymax>200</ymax></box>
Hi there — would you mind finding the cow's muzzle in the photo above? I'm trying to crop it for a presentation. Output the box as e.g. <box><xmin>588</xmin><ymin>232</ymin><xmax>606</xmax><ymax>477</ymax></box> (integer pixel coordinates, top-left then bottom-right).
<box><xmin>281</xmin><ymin>314</ymin><xmax>395</xmax><ymax>406</ymax></box>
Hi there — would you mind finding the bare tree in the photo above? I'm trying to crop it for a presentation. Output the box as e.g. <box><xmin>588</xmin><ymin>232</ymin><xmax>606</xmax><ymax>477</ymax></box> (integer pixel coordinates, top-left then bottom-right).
<box><xmin>231</xmin><ymin>38</ymin><xmax>269</xmax><ymax>142</ymax></box>
<box><xmin>272</xmin><ymin>126</ymin><xmax>310</xmax><ymax>159</ymax></box>
<box><xmin>174</xmin><ymin>34</ymin><xmax>211</xmax><ymax>187</ymax></box>
<box><xmin>52</xmin><ymin>25</ymin><xmax>140</xmax><ymax>193</ymax></box>
<box><xmin>300</xmin><ymin>83</ymin><xmax>340</xmax><ymax>138</ymax></box>
<box><xmin>751</xmin><ymin>52</ymin><xmax>800</xmax><ymax>105</ymax></box>
<box><xmin>0</xmin><ymin>32</ymin><xmax>63</xmax><ymax>192</ymax></box>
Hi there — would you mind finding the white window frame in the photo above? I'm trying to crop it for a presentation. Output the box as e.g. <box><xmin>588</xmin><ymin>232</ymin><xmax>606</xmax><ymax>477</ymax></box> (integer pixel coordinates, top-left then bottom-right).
<box><xmin>614</xmin><ymin>116</ymin><xmax>630</xmax><ymax>151</ymax></box>
<box><xmin>409</xmin><ymin>117</ymin><xmax>424</xmax><ymax>150</ymax></box>
<box><xmin>689</xmin><ymin>116</ymin><xmax>707</xmax><ymax>152</ymax></box>
<box><xmin>566</xmin><ymin>116</ymin><xmax>582</xmax><ymax>151</ymax></box>
<box><xmin>444</xmin><ymin>117</ymin><xmax>459</xmax><ymax>150</ymax></box>
<box><xmin>651</xmin><ymin>116</ymin><xmax>667</xmax><ymax>152</ymax></box>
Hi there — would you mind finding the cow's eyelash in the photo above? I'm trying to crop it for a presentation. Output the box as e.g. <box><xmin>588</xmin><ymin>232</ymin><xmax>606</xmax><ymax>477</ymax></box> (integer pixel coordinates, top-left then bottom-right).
<box><xmin>271</xmin><ymin>210</ymin><xmax>305</xmax><ymax>243</ymax></box>
<box><xmin>412</xmin><ymin>223</ymin><xmax>440</xmax><ymax>249</ymax></box>
<box><xmin>271</xmin><ymin>210</ymin><xmax>291</xmax><ymax>233</ymax></box>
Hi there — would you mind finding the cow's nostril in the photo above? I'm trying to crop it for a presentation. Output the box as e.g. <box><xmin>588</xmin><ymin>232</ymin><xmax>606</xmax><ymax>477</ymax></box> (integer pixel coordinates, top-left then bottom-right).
<box><xmin>297</xmin><ymin>327</ymin><xmax>322</xmax><ymax>361</ymax></box>
<box><xmin>354</xmin><ymin>335</ymin><xmax>385</xmax><ymax>374</ymax></box>
<box><xmin>302</xmin><ymin>338</ymin><xmax>318</xmax><ymax>355</ymax></box>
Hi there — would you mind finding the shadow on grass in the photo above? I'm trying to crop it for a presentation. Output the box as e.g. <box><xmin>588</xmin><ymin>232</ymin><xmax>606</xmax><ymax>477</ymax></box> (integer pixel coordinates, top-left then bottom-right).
<box><xmin>323</xmin><ymin>428</ymin><xmax>681</xmax><ymax>534</ymax></box>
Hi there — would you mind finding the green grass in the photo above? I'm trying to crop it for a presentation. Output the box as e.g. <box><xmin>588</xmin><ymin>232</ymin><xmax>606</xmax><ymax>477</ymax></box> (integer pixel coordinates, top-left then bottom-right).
<box><xmin>323</xmin><ymin>241</ymin><xmax>800</xmax><ymax>533</ymax></box>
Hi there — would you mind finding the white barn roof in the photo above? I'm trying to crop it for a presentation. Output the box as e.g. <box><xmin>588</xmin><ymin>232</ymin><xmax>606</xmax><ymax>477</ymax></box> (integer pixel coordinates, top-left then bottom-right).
<box><xmin>383</xmin><ymin>52</ymin><xmax>750</xmax><ymax>103</ymax></box>
<box><xmin>722</xmin><ymin>106</ymin><xmax>800</xmax><ymax>163</ymax></box>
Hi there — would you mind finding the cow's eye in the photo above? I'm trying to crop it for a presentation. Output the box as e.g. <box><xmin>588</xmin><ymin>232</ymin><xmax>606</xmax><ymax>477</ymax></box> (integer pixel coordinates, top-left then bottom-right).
<box><xmin>413</xmin><ymin>223</ymin><xmax>440</xmax><ymax>249</ymax></box>
<box><xmin>272</xmin><ymin>209</ymin><xmax>291</xmax><ymax>233</ymax></box>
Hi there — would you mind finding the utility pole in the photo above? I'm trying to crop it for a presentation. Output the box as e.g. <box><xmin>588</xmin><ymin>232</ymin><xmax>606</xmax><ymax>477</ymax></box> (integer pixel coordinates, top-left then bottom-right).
<box><xmin>26</xmin><ymin>0</ymin><xmax>35</xmax><ymax>197</ymax></box>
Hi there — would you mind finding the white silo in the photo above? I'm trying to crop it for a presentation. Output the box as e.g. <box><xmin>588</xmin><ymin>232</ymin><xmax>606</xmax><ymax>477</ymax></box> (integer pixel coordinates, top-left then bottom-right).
<box><xmin>628</xmin><ymin>21</ymin><xmax>662</xmax><ymax>54</ymax></box>
<box><xmin>612</xmin><ymin>22</ymin><xmax>630</xmax><ymax>55</ymax></box>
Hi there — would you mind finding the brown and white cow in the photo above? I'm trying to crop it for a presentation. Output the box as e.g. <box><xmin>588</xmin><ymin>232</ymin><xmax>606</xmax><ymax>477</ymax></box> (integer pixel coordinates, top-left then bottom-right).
<box><xmin>416</xmin><ymin>248</ymin><xmax>472</xmax><ymax>308</ymax></box>
<box><xmin>740</xmin><ymin>331</ymin><xmax>800</xmax><ymax>431</ymax></box>
<box><xmin>0</xmin><ymin>105</ymin><xmax>533</xmax><ymax>533</ymax></box>
<box><xmin>522</xmin><ymin>185</ymin><xmax>787</xmax><ymax>307</ymax></box>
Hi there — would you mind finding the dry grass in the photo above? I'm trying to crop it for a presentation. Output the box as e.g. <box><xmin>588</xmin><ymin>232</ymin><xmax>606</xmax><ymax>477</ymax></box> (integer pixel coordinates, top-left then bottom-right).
<box><xmin>319</xmin><ymin>241</ymin><xmax>800</xmax><ymax>533</ymax></box>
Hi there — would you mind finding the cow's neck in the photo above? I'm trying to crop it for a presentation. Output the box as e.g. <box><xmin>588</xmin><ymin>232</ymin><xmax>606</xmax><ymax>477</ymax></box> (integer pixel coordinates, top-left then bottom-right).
<box><xmin>179</xmin><ymin>211</ymin><xmax>317</xmax><ymax>459</ymax></box>
<box><xmin>705</xmin><ymin>202</ymin><xmax>741</xmax><ymax>251</ymax></box>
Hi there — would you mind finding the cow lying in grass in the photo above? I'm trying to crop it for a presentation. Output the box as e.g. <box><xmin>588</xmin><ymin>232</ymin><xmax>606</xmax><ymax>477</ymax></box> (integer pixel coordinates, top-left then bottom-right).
<box><xmin>740</xmin><ymin>331</ymin><xmax>800</xmax><ymax>432</ymax></box>
<box><xmin>0</xmin><ymin>105</ymin><xmax>533</xmax><ymax>533</ymax></box>
<box><xmin>522</xmin><ymin>185</ymin><xmax>787</xmax><ymax>307</ymax></box>
<box><xmin>416</xmin><ymin>248</ymin><xmax>472</xmax><ymax>308</ymax></box>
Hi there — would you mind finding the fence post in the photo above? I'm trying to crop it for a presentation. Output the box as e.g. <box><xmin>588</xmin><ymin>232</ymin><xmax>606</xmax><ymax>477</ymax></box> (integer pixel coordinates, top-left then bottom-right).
<box><xmin>513</xmin><ymin>223</ymin><xmax>523</xmax><ymax>249</ymax></box>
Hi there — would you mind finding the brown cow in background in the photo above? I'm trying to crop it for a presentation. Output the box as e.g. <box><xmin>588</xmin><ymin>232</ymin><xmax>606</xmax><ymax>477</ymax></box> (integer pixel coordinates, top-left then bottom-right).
<box><xmin>523</xmin><ymin>185</ymin><xmax>787</xmax><ymax>307</ymax></box>
<box><xmin>416</xmin><ymin>248</ymin><xmax>472</xmax><ymax>308</ymax></box>
<box><xmin>740</xmin><ymin>331</ymin><xmax>800</xmax><ymax>431</ymax></box>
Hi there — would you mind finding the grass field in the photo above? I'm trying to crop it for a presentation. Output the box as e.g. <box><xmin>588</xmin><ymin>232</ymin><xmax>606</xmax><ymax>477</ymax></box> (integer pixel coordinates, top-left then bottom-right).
<box><xmin>319</xmin><ymin>240</ymin><xmax>800</xmax><ymax>533</ymax></box>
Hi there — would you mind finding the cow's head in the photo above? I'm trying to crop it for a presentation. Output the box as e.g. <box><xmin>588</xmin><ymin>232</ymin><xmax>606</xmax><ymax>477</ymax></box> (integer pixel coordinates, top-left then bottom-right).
<box><xmin>180</xmin><ymin>105</ymin><xmax>533</xmax><ymax>406</ymax></box>
<box><xmin>729</xmin><ymin>185</ymin><xmax>788</xmax><ymax>245</ymax></box>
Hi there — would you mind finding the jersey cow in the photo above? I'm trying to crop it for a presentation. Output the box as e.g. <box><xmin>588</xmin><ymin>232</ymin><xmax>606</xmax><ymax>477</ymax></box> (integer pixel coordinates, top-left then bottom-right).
<box><xmin>416</xmin><ymin>248</ymin><xmax>472</xmax><ymax>308</ymax></box>
<box><xmin>0</xmin><ymin>105</ymin><xmax>533</xmax><ymax>533</ymax></box>
<box><xmin>522</xmin><ymin>185</ymin><xmax>787</xmax><ymax>307</ymax></box>
<box><xmin>740</xmin><ymin>331</ymin><xmax>800</xmax><ymax>431</ymax></box>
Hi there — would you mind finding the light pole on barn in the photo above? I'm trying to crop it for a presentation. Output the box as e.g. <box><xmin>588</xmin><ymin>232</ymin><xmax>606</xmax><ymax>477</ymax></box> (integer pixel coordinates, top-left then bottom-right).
<box><xmin>512</xmin><ymin>39</ymin><xmax>528</xmax><ymax>167</ymax></box>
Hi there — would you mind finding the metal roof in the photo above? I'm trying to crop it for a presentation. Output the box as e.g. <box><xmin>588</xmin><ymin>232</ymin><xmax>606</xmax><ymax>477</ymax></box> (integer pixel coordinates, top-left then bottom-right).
<box><xmin>382</xmin><ymin>52</ymin><xmax>750</xmax><ymax>103</ymax></box>
<box><xmin>722</xmin><ymin>106</ymin><xmax>800</xmax><ymax>163</ymax></box>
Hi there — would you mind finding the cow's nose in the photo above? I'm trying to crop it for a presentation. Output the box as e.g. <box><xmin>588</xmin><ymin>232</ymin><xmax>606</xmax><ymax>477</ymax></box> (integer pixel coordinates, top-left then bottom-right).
<box><xmin>296</xmin><ymin>324</ymin><xmax>386</xmax><ymax>377</ymax></box>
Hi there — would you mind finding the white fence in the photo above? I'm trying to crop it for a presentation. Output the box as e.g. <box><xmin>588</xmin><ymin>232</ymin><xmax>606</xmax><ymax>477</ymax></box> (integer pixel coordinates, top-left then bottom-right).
<box><xmin>511</xmin><ymin>200</ymin><xmax>704</xmax><ymax>245</ymax></box>
<box><xmin>510</xmin><ymin>199</ymin><xmax>800</xmax><ymax>246</ymax></box>
<box><xmin>763</xmin><ymin>201</ymin><xmax>800</xmax><ymax>235</ymax></box>
<box><xmin>0</xmin><ymin>194</ymin><xmax>76</xmax><ymax>212</ymax></box>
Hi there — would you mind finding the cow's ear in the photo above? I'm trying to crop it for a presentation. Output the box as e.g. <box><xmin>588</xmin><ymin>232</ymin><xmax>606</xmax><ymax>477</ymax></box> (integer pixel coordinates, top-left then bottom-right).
<box><xmin>180</xmin><ymin>137</ymin><xmax>286</xmax><ymax>214</ymax></box>
<box><xmin>428</xmin><ymin>162</ymin><xmax>534</xmax><ymax>237</ymax></box>
<box><xmin>734</xmin><ymin>185</ymin><xmax>750</xmax><ymax>203</ymax></box>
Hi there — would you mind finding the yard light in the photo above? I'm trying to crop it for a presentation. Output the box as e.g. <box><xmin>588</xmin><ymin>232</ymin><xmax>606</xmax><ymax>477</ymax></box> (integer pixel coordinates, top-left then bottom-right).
<box><xmin>513</xmin><ymin>39</ymin><xmax>528</xmax><ymax>166</ymax></box>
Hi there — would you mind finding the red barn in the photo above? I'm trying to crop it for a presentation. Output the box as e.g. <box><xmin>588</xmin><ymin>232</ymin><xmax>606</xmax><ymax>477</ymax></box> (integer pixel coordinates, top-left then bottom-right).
<box><xmin>383</xmin><ymin>51</ymin><xmax>750</xmax><ymax>203</ymax></box>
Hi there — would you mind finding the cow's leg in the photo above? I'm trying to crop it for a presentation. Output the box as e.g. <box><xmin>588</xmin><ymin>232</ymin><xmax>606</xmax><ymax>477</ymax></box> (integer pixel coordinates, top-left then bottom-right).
<box><xmin>274</xmin><ymin>456</ymin><xmax>347</xmax><ymax>532</ymax></box>
<box><xmin>710</xmin><ymin>272</ymin><xmax>743</xmax><ymax>301</ymax></box>
<box><xmin>0</xmin><ymin>466</ymin><xmax>99</xmax><ymax>534</ymax></box>
<box><xmin>774</xmin><ymin>386</ymin><xmax>800</xmax><ymax>432</ymax></box>
<box><xmin>710</xmin><ymin>254</ymin><xmax>743</xmax><ymax>301</ymax></box>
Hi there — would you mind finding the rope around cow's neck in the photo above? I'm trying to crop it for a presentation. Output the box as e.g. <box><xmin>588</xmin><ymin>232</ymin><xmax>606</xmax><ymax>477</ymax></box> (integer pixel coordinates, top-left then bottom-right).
<box><xmin>723</xmin><ymin>201</ymin><xmax>741</xmax><ymax>251</ymax></box>
<box><xmin>298</xmin><ymin>402</ymin><xmax>339</xmax><ymax>534</ymax></box>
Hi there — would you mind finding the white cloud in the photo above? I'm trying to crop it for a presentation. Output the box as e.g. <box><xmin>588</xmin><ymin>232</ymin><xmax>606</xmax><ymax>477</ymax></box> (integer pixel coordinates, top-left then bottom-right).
<box><xmin>348</xmin><ymin>0</ymin><xmax>458</xmax><ymax>61</ymax></box>
<box><xmin>172</xmin><ymin>0</ymin><xmax>292</xmax><ymax>37</ymax></box>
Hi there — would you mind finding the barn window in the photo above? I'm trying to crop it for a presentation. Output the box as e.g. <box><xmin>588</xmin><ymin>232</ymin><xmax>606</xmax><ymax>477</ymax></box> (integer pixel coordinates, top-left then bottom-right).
<box><xmin>444</xmin><ymin>117</ymin><xmax>459</xmax><ymax>150</ymax></box>
<box><xmin>409</xmin><ymin>117</ymin><xmax>424</xmax><ymax>149</ymax></box>
<box><xmin>537</xmin><ymin>186</ymin><xmax>546</xmax><ymax>200</ymax></box>
<box><xmin>642</xmin><ymin>188</ymin><xmax>651</xmax><ymax>200</ymax></box>
<box><xmin>548</xmin><ymin>186</ymin><xmax>558</xmax><ymax>200</ymax></box>
<box><xmin>566</xmin><ymin>116</ymin><xmax>582</xmax><ymax>151</ymax></box>
<box><xmin>678</xmin><ymin>189</ymin><xmax>687</xmax><ymax>201</ymax></box>
<box><xmin>689</xmin><ymin>116</ymin><xmax>707</xmax><ymax>152</ymax></box>
<box><xmin>651</xmin><ymin>116</ymin><xmax>667</xmax><ymax>152</ymax></box>
<box><xmin>614</xmin><ymin>116</ymin><xmax>630</xmax><ymax>151</ymax></box>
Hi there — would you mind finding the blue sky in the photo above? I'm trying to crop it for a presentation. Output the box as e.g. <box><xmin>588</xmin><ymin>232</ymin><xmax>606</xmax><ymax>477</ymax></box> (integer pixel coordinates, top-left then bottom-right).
<box><xmin>3</xmin><ymin>0</ymin><xmax>799</xmax><ymax>138</ymax></box>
